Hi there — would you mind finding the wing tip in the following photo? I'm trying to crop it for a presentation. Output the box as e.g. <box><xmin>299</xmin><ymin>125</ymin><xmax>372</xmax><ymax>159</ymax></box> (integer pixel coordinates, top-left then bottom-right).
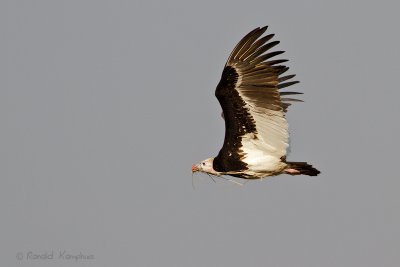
<box><xmin>278</xmin><ymin>80</ymin><xmax>300</xmax><ymax>89</ymax></box>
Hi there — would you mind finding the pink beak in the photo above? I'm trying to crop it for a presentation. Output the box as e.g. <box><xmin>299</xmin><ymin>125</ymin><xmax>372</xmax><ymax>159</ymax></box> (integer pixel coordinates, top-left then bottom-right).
<box><xmin>192</xmin><ymin>164</ymin><xmax>199</xmax><ymax>172</ymax></box>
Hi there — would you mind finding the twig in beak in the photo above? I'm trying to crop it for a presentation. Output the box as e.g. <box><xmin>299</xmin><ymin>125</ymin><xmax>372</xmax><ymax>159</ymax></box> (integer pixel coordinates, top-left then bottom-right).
<box><xmin>207</xmin><ymin>173</ymin><xmax>216</xmax><ymax>183</ymax></box>
<box><xmin>192</xmin><ymin>172</ymin><xmax>195</xmax><ymax>190</ymax></box>
<box><xmin>217</xmin><ymin>175</ymin><xmax>244</xmax><ymax>186</ymax></box>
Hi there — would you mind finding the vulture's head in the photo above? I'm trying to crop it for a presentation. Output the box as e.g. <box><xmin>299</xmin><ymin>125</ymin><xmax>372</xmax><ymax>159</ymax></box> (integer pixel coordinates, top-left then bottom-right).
<box><xmin>192</xmin><ymin>157</ymin><xmax>219</xmax><ymax>175</ymax></box>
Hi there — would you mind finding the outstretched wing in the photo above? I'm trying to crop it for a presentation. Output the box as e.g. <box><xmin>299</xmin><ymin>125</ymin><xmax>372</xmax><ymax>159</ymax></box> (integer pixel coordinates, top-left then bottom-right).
<box><xmin>213</xmin><ymin>26</ymin><xmax>302</xmax><ymax>173</ymax></box>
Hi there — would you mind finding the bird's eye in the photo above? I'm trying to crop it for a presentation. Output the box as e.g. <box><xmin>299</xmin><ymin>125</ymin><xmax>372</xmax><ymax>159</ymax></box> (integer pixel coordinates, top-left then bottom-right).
<box><xmin>202</xmin><ymin>162</ymin><xmax>205</xmax><ymax>166</ymax></box>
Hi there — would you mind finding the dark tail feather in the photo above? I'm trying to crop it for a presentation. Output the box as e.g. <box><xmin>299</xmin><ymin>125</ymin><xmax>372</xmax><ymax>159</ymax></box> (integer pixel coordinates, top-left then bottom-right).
<box><xmin>285</xmin><ymin>161</ymin><xmax>320</xmax><ymax>176</ymax></box>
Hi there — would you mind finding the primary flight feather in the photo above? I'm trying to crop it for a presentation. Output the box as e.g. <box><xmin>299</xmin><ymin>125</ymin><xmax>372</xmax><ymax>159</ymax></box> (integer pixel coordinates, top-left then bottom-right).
<box><xmin>192</xmin><ymin>26</ymin><xmax>320</xmax><ymax>179</ymax></box>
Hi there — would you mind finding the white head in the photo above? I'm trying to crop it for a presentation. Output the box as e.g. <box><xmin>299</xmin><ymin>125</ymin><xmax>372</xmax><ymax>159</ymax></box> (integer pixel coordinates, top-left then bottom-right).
<box><xmin>192</xmin><ymin>157</ymin><xmax>219</xmax><ymax>175</ymax></box>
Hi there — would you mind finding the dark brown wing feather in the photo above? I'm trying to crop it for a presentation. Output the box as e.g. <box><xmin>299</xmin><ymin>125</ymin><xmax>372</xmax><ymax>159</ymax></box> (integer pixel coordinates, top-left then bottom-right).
<box><xmin>213</xmin><ymin>26</ymin><xmax>302</xmax><ymax>173</ymax></box>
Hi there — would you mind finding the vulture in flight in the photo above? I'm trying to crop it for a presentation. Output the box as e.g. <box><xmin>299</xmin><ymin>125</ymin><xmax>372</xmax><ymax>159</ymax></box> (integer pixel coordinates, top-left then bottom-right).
<box><xmin>192</xmin><ymin>26</ymin><xmax>320</xmax><ymax>179</ymax></box>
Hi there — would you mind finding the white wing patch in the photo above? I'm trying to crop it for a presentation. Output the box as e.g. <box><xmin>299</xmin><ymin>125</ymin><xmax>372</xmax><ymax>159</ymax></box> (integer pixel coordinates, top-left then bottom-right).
<box><xmin>241</xmin><ymin>134</ymin><xmax>286</xmax><ymax>172</ymax></box>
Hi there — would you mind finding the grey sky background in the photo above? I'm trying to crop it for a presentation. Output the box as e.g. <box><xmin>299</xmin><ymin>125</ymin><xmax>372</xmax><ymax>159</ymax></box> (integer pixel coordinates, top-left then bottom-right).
<box><xmin>1</xmin><ymin>0</ymin><xmax>400</xmax><ymax>266</ymax></box>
